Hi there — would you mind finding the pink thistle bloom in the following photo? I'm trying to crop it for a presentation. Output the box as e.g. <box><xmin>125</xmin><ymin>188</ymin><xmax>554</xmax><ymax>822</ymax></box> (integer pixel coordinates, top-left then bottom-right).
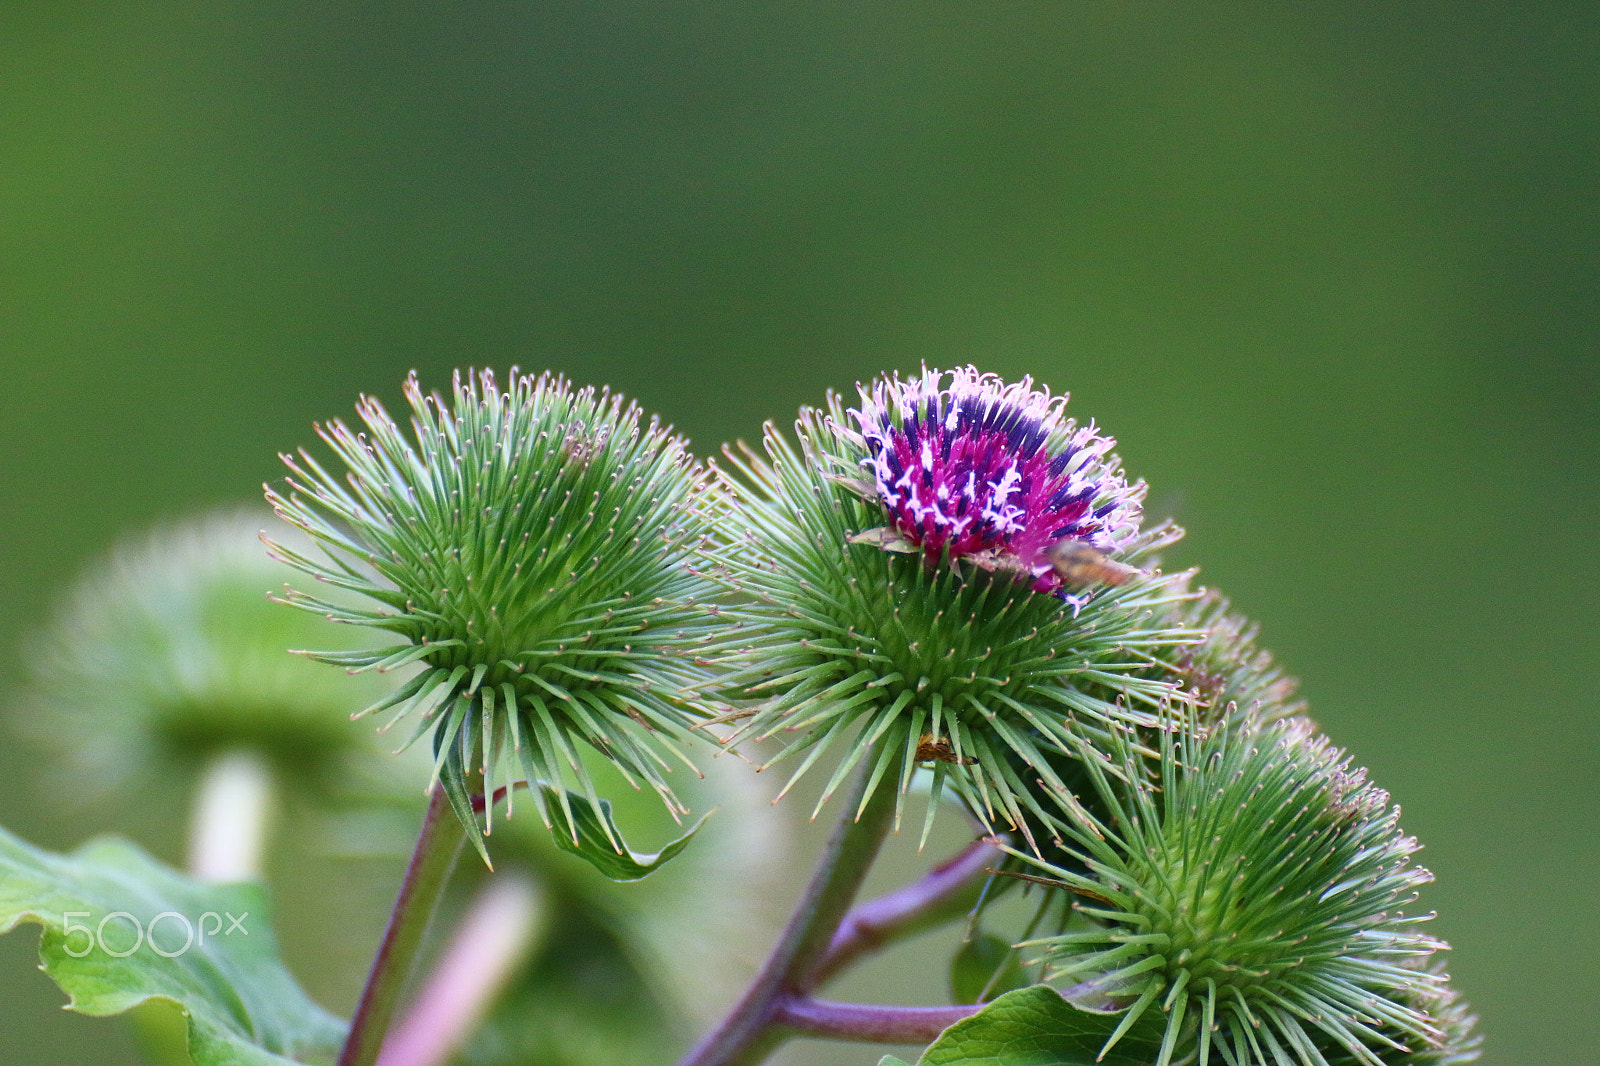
<box><xmin>847</xmin><ymin>366</ymin><xmax>1145</xmax><ymax>597</ymax></box>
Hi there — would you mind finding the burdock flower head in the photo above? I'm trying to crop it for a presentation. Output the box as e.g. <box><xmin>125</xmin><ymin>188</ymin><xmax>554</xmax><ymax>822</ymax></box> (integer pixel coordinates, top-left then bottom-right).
<box><xmin>265</xmin><ymin>370</ymin><xmax>719</xmax><ymax>862</ymax></box>
<box><xmin>701</xmin><ymin>365</ymin><xmax>1198</xmax><ymax>847</ymax></box>
<box><xmin>1019</xmin><ymin>718</ymin><xmax>1464</xmax><ymax>1066</ymax></box>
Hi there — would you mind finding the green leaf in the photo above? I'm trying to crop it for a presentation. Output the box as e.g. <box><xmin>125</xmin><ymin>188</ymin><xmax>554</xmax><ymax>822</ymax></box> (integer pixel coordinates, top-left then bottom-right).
<box><xmin>949</xmin><ymin>933</ymin><xmax>1029</xmax><ymax>1006</ymax></box>
<box><xmin>0</xmin><ymin>824</ymin><xmax>345</xmax><ymax>1065</ymax></box>
<box><xmin>537</xmin><ymin>782</ymin><xmax>709</xmax><ymax>882</ymax></box>
<box><xmin>916</xmin><ymin>985</ymin><xmax>1162</xmax><ymax>1066</ymax></box>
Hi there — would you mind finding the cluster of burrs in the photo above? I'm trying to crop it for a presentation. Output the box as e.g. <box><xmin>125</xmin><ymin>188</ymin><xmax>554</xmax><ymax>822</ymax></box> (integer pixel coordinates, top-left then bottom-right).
<box><xmin>248</xmin><ymin>365</ymin><xmax>1478</xmax><ymax>1065</ymax></box>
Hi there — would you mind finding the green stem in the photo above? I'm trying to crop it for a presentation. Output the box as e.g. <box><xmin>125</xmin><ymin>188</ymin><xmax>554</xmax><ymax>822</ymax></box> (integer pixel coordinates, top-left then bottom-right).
<box><xmin>337</xmin><ymin>788</ymin><xmax>466</xmax><ymax>1066</ymax></box>
<box><xmin>678</xmin><ymin>766</ymin><xmax>898</xmax><ymax>1066</ymax></box>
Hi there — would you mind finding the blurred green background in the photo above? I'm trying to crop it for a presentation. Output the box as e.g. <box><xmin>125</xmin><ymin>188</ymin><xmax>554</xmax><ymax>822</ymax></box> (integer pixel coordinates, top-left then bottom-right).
<box><xmin>1</xmin><ymin>3</ymin><xmax>1595</xmax><ymax>1064</ymax></box>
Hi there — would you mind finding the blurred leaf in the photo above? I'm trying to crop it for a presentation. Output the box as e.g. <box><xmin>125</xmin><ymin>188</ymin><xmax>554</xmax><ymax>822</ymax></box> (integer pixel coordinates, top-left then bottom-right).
<box><xmin>916</xmin><ymin>985</ymin><xmax>1161</xmax><ymax>1066</ymax></box>
<box><xmin>877</xmin><ymin>1058</ymin><xmax>915</xmax><ymax>1066</ymax></box>
<box><xmin>0</xmin><ymin>825</ymin><xmax>345</xmax><ymax>1065</ymax></box>
<box><xmin>537</xmin><ymin>782</ymin><xmax>709</xmax><ymax>882</ymax></box>
<box><xmin>949</xmin><ymin>933</ymin><xmax>1029</xmax><ymax>1006</ymax></box>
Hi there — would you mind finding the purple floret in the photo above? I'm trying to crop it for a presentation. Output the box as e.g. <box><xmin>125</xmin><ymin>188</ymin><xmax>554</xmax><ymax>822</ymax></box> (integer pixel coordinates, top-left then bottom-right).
<box><xmin>848</xmin><ymin>366</ymin><xmax>1144</xmax><ymax>596</ymax></box>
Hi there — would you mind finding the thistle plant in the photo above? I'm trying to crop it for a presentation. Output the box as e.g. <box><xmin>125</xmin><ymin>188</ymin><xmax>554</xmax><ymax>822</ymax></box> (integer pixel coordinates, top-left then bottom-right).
<box><xmin>701</xmin><ymin>366</ymin><xmax>1200</xmax><ymax>847</ymax></box>
<box><xmin>264</xmin><ymin>369</ymin><xmax>720</xmax><ymax>861</ymax></box>
<box><xmin>0</xmin><ymin>363</ymin><xmax>1478</xmax><ymax>1066</ymax></box>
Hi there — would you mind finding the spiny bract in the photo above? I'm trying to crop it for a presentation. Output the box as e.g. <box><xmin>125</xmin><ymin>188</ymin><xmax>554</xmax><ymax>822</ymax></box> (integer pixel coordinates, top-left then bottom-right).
<box><xmin>265</xmin><ymin>369</ymin><xmax>720</xmax><ymax>862</ymax></box>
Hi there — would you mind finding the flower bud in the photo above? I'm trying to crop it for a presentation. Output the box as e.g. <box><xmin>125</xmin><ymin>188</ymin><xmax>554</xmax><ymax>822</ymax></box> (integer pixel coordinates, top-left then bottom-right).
<box><xmin>1021</xmin><ymin>718</ymin><xmax>1455</xmax><ymax>1066</ymax></box>
<box><xmin>265</xmin><ymin>370</ymin><xmax>720</xmax><ymax>861</ymax></box>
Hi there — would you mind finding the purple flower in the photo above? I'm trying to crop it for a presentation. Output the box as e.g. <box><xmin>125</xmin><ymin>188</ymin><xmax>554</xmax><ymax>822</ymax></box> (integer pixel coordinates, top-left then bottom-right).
<box><xmin>846</xmin><ymin>366</ymin><xmax>1144</xmax><ymax>596</ymax></box>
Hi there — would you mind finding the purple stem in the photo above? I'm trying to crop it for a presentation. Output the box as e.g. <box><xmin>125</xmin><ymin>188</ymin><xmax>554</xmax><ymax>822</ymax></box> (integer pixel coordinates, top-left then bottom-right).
<box><xmin>812</xmin><ymin>837</ymin><xmax>1001</xmax><ymax>988</ymax></box>
<box><xmin>773</xmin><ymin>998</ymin><xmax>980</xmax><ymax>1045</ymax></box>
<box><xmin>677</xmin><ymin>767</ymin><xmax>898</xmax><ymax>1066</ymax></box>
<box><xmin>679</xmin><ymin>776</ymin><xmax>1007</xmax><ymax>1066</ymax></box>
<box><xmin>337</xmin><ymin>789</ymin><xmax>467</xmax><ymax>1066</ymax></box>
